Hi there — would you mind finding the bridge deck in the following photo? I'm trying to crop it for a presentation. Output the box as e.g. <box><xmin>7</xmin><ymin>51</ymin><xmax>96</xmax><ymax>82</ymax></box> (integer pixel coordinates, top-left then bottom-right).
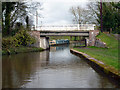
<box><xmin>40</xmin><ymin>31</ymin><xmax>89</xmax><ymax>36</ymax></box>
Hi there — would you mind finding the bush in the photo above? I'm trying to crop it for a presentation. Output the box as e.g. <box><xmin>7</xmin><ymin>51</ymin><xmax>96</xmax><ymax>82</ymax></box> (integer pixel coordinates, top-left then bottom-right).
<box><xmin>14</xmin><ymin>30</ymin><xmax>36</xmax><ymax>46</ymax></box>
<box><xmin>2</xmin><ymin>30</ymin><xmax>36</xmax><ymax>49</ymax></box>
<box><xmin>2</xmin><ymin>37</ymin><xmax>19</xmax><ymax>49</ymax></box>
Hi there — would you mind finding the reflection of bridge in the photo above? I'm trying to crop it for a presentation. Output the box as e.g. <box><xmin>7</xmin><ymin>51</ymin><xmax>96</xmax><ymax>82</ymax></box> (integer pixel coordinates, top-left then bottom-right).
<box><xmin>29</xmin><ymin>24</ymin><xmax>99</xmax><ymax>49</ymax></box>
<box><xmin>50</xmin><ymin>45</ymin><xmax>69</xmax><ymax>52</ymax></box>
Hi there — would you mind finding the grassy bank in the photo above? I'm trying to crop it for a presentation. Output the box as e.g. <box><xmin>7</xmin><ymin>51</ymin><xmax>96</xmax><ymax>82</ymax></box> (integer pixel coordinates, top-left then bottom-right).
<box><xmin>2</xmin><ymin>46</ymin><xmax>44</xmax><ymax>55</ymax></box>
<box><xmin>73</xmin><ymin>33</ymin><xmax>119</xmax><ymax>71</ymax></box>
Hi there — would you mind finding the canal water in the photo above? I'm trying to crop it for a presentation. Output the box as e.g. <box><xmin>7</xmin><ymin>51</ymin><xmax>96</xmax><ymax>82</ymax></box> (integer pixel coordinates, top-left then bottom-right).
<box><xmin>2</xmin><ymin>44</ymin><xmax>117</xmax><ymax>88</ymax></box>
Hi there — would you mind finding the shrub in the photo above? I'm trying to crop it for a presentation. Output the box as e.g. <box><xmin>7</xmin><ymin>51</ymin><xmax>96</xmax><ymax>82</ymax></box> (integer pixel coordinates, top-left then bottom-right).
<box><xmin>2</xmin><ymin>37</ymin><xmax>19</xmax><ymax>49</ymax></box>
<box><xmin>14</xmin><ymin>30</ymin><xmax>36</xmax><ymax>46</ymax></box>
<box><xmin>2</xmin><ymin>30</ymin><xmax>36</xmax><ymax>49</ymax></box>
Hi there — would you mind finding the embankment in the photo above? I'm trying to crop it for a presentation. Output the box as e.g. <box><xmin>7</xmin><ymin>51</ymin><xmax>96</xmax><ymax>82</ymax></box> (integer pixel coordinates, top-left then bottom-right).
<box><xmin>70</xmin><ymin>49</ymin><xmax>120</xmax><ymax>86</ymax></box>
<box><xmin>2</xmin><ymin>46</ymin><xmax>44</xmax><ymax>55</ymax></box>
<box><xmin>70</xmin><ymin>33</ymin><xmax>120</xmax><ymax>86</ymax></box>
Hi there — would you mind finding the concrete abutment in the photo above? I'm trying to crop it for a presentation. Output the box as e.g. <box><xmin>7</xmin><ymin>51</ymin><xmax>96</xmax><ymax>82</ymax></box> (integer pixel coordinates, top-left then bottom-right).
<box><xmin>40</xmin><ymin>36</ymin><xmax>49</xmax><ymax>49</ymax></box>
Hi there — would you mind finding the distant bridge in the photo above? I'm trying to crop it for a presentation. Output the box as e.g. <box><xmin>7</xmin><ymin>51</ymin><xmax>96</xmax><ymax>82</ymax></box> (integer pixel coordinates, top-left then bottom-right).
<box><xmin>31</xmin><ymin>24</ymin><xmax>95</xmax><ymax>31</ymax></box>
<box><xmin>30</xmin><ymin>24</ymin><xmax>99</xmax><ymax>49</ymax></box>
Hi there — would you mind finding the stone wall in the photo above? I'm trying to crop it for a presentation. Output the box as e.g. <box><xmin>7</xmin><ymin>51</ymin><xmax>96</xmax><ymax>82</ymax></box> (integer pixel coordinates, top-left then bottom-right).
<box><xmin>94</xmin><ymin>39</ymin><xmax>107</xmax><ymax>48</ymax></box>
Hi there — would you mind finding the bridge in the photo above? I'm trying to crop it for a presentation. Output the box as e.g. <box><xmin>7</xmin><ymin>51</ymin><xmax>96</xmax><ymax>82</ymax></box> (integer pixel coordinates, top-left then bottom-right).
<box><xmin>29</xmin><ymin>24</ymin><xmax>99</xmax><ymax>49</ymax></box>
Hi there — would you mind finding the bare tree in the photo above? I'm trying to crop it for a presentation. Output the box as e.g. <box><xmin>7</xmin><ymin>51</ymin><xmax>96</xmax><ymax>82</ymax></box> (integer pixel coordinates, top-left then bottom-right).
<box><xmin>69</xmin><ymin>4</ymin><xmax>98</xmax><ymax>24</ymax></box>
<box><xmin>69</xmin><ymin>6</ymin><xmax>84</xmax><ymax>24</ymax></box>
<box><xmin>86</xmin><ymin>2</ymin><xmax>99</xmax><ymax>24</ymax></box>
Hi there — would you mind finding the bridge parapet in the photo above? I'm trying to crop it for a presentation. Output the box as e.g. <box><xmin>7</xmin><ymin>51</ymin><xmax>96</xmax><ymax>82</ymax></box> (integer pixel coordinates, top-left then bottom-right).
<box><xmin>31</xmin><ymin>24</ymin><xmax>95</xmax><ymax>31</ymax></box>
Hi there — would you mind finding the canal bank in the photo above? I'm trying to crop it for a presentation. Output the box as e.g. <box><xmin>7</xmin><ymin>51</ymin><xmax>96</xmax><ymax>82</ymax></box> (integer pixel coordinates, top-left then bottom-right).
<box><xmin>70</xmin><ymin>49</ymin><xmax>120</xmax><ymax>86</ymax></box>
<box><xmin>2</xmin><ymin>46</ymin><xmax>44</xmax><ymax>55</ymax></box>
<box><xmin>70</xmin><ymin>33</ymin><xmax>120</xmax><ymax>86</ymax></box>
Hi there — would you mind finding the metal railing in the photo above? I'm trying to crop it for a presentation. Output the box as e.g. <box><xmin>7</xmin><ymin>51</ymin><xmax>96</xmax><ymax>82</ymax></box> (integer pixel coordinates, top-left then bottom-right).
<box><xmin>31</xmin><ymin>24</ymin><xmax>95</xmax><ymax>31</ymax></box>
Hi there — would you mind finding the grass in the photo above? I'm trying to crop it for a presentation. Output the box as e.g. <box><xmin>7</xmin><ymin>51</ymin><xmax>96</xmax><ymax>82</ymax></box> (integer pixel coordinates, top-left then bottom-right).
<box><xmin>0</xmin><ymin>33</ymin><xmax>1</xmax><ymax>36</ymax></box>
<box><xmin>73</xmin><ymin>32</ymin><xmax>119</xmax><ymax>71</ymax></box>
<box><xmin>2</xmin><ymin>46</ymin><xmax>44</xmax><ymax>55</ymax></box>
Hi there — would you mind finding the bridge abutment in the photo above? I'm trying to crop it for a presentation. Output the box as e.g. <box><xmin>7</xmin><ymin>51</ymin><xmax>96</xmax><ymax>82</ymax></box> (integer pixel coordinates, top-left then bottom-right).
<box><xmin>40</xmin><ymin>36</ymin><xmax>49</xmax><ymax>49</ymax></box>
<box><xmin>28</xmin><ymin>31</ymin><xmax>49</xmax><ymax>49</ymax></box>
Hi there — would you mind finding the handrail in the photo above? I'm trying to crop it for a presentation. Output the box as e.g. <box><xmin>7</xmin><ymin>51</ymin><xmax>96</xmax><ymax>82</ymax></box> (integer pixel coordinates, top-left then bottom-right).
<box><xmin>31</xmin><ymin>24</ymin><xmax>95</xmax><ymax>31</ymax></box>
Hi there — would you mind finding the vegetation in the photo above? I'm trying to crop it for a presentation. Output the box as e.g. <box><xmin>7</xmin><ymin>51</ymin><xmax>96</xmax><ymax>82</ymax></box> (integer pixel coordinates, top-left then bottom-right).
<box><xmin>2</xmin><ymin>29</ymin><xmax>39</xmax><ymax>55</ymax></box>
<box><xmin>2</xmin><ymin>2</ymin><xmax>27</xmax><ymax>36</ymax></box>
<box><xmin>73</xmin><ymin>33</ymin><xmax>118</xmax><ymax>70</ymax></box>
<box><xmin>2</xmin><ymin>1</ymin><xmax>43</xmax><ymax>55</ymax></box>
<box><xmin>88</xmin><ymin>2</ymin><xmax>120</xmax><ymax>33</ymax></box>
<box><xmin>69</xmin><ymin>6</ymin><xmax>95</xmax><ymax>24</ymax></box>
<box><xmin>2</xmin><ymin>1</ymin><xmax>41</xmax><ymax>36</ymax></box>
<box><xmin>2</xmin><ymin>30</ymin><xmax>35</xmax><ymax>48</ymax></box>
<box><xmin>69</xmin><ymin>2</ymin><xmax>120</xmax><ymax>33</ymax></box>
<box><xmin>49</xmin><ymin>36</ymin><xmax>84</xmax><ymax>41</ymax></box>
<box><xmin>49</xmin><ymin>36</ymin><xmax>70</xmax><ymax>40</ymax></box>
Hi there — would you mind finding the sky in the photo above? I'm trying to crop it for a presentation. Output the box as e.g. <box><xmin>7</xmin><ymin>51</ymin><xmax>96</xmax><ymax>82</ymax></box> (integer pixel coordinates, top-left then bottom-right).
<box><xmin>30</xmin><ymin>0</ymin><xmax>89</xmax><ymax>26</ymax></box>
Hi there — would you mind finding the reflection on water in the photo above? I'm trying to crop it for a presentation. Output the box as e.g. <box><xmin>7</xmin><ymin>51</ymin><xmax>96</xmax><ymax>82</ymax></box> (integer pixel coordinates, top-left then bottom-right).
<box><xmin>50</xmin><ymin>44</ymin><xmax>69</xmax><ymax>52</ymax></box>
<box><xmin>2</xmin><ymin>44</ymin><xmax>117</xmax><ymax>88</ymax></box>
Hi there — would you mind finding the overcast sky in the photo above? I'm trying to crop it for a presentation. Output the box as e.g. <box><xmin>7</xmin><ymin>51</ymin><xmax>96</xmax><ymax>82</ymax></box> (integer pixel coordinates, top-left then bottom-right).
<box><xmin>30</xmin><ymin>0</ymin><xmax>89</xmax><ymax>25</ymax></box>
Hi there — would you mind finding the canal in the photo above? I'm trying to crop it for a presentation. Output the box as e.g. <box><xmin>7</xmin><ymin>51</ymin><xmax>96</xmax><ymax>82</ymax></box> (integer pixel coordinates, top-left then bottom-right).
<box><xmin>2</xmin><ymin>44</ymin><xmax>117</xmax><ymax>88</ymax></box>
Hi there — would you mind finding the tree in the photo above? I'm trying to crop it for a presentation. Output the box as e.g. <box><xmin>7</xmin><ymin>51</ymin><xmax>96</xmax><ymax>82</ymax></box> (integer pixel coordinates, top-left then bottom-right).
<box><xmin>2</xmin><ymin>2</ymin><xmax>27</xmax><ymax>36</ymax></box>
<box><xmin>2</xmin><ymin>2</ymin><xmax>17</xmax><ymax>36</ymax></box>
<box><xmin>87</xmin><ymin>2</ymin><xmax>120</xmax><ymax>33</ymax></box>
<box><xmin>69</xmin><ymin>6</ymin><xmax>97</xmax><ymax>24</ymax></box>
<box><xmin>111</xmin><ymin>2</ymin><xmax>120</xmax><ymax>33</ymax></box>
<box><xmin>26</xmin><ymin>16</ymin><xmax>29</xmax><ymax>29</ymax></box>
<box><xmin>2</xmin><ymin>1</ymin><xmax>42</xmax><ymax>36</ymax></box>
<box><xmin>69</xmin><ymin>6</ymin><xmax>84</xmax><ymax>24</ymax></box>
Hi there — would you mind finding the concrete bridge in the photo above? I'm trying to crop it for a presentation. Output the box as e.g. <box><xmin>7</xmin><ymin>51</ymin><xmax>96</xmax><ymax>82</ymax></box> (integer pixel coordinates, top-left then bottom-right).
<box><xmin>29</xmin><ymin>24</ymin><xmax>99</xmax><ymax>49</ymax></box>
